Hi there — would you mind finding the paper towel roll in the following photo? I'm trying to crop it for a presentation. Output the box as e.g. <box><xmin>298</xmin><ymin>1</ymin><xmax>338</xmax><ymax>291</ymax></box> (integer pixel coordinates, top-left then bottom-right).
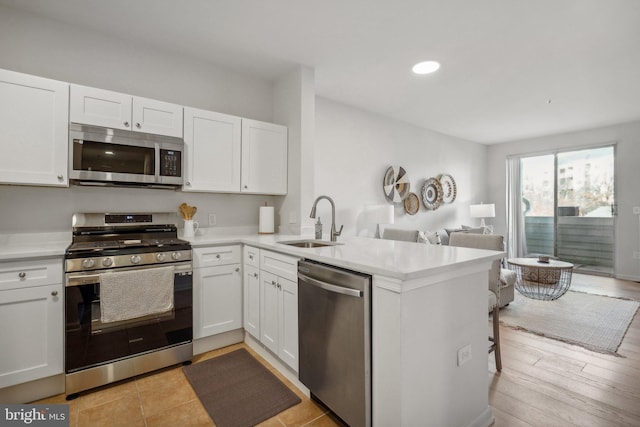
<box><xmin>259</xmin><ymin>206</ymin><xmax>274</xmax><ymax>234</ymax></box>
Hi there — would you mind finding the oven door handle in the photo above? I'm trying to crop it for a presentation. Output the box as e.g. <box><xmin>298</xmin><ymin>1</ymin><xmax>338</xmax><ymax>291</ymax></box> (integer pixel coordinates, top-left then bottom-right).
<box><xmin>67</xmin><ymin>274</ymin><xmax>100</xmax><ymax>287</ymax></box>
<box><xmin>66</xmin><ymin>263</ymin><xmax>192</xmax><ymax>287</ymax></box>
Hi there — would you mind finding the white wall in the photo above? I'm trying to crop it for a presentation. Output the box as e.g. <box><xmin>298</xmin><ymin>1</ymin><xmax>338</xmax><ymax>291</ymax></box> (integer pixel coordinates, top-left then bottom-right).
<box><xmin>0</xmin><ymin>6</ymin><xmax>278</xmax><ymax>233</ymax></box>
<box><xmin>273</xmin><ymin>66</ymin><xmax>316</xmax><ymax>235</ymax></box>
<box><xmin>314</xmin><ymin>97</ymin><xmax>489</xmax><ymax>238</ymax></box>
<box><xmin>487</xmin><ymin>120</ymin><xmax>640</xmax><ymax>281</ymax></box>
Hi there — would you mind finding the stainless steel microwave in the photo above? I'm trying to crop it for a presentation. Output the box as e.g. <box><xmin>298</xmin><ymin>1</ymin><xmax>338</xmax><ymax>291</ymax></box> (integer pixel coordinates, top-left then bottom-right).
<box><xmin>69</xmin><ymin>123</ymin><xmax>183</xmax><ymax>188</ymax></box>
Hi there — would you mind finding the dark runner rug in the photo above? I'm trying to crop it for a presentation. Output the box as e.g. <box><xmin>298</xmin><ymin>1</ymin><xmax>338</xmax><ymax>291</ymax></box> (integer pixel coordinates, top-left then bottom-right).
<box><xmin>183</xmin><ymin>348</ymin><xmax>301</xmax><ymax>427</ymax></box>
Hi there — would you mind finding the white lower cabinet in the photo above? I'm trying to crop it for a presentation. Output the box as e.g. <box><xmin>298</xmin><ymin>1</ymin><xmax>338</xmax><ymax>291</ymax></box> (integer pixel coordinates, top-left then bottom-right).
<box><xmin>193</xmin><ymin>246</ymin><xmax>242</xmax><ymax>339</ymax></box>
<box><xmin>243</xmin><ymin>246</ymin><xmax>261</xmax><ymax>340</ymax></box>
<box><xmin>0</xmin><ymin>259</ymin><xmax>63</xmax><ymax>389</ymax></box>
<box><xmin>259</xmin><ymin>250</ymin><xmax>299</xmax><ymax>372</ymax></box>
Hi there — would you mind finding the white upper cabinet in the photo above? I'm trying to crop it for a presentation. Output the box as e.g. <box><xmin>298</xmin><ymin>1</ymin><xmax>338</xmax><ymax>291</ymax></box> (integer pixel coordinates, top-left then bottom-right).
<box><xmin>183</xmin><ymin>107</ymin><xmax>241</xmax><ymax>192</ymax></box>
<box><xmin>241</xmin><ymin>119</ymin><xmax>288</xmax><ymax>195</ymax></box>
<box><xmin>183</xmin><ymin>111</ymin><xmax>288</xmax><ymax>195</ymax></box>
<box><xmin>0</xmin><ymin>69</ymin><xmax>69</xmax><ymax>187</ymax></box>
<box><xmin>132</xmin><ymin>96</ymin><xmax>183</xmax><ymax>137</ymax></box>
<box><xmin>70</xmin><ymin>84</ymin><xmax>183</xmax><ymax>137</ymax></box>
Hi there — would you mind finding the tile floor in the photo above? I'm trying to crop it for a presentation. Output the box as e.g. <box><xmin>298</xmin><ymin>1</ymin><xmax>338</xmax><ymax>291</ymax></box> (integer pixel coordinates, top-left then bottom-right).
<box><xmin>35</xmin><ymin>343</ymin><xmax>342</xmax><ymax>427</ymax></box>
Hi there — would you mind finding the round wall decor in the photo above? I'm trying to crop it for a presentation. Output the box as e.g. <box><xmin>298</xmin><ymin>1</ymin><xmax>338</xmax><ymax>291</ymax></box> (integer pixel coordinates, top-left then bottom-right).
<box><xmin>438</xmin><ymin>174</ymin><xmax>457</xmax><ymax>204</ymax></box>
<box><xmin>383</xmin><ymin>166</ymin><xmax>411</xmax><ymax>203</ymax></box>
<box><xmin>403</xmin><ymin>192</ymin><xmax>420</xmax><ymax>215</ymax></box>
<box><xmin>421</xmin><ymin>177</ymin><xmax>444</xmax><ymax>210</ymax></box>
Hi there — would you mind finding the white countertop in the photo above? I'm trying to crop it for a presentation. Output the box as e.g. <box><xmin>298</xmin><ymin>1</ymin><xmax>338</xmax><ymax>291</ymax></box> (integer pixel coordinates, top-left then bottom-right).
<box><xmin>0</xmin><ymin>232</ymin><xmax>71</xmax><ymax>261</ymax></box>
<box><xmin>186</xmin><ymin>232</ymin><xmax>504</xmax><ymax>281</ymax></box>
<box><xmin>0</xmin><ymin>230</ymin><xmax>504</xmax><ymax>281</ymax></box>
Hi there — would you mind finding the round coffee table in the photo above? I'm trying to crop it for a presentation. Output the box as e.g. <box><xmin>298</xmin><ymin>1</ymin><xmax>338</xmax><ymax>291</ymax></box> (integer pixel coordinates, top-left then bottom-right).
<box><xmin>507</xmin><ymin>258</ymin><xmax>574</xmax><ymax>300</ymax></box>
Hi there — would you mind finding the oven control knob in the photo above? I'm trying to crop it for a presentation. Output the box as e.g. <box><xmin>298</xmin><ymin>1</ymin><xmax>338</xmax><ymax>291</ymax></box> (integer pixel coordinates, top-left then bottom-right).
<box><xmin>102</xmin><ymin>258</ymin><xmax>113</xmax><ymax>267</ymax></box>
<box><xmin>171</xmin><ymin>252</ymin><xmax>182</xmax><ymax>260</ymax></box>
<box><xmin>82</xmin><ymin>259</ymin><xmax>95</xmax><ymax>269</ymax></box>
<box><xmin>156</xmin><ymin>253</ymin><xmax>166</xmax><ymax>261</ymax></box>
<box><xmin>130</xmin><ymin>255</ymin><xmax>141</xmax><ymax>264</ymax></box>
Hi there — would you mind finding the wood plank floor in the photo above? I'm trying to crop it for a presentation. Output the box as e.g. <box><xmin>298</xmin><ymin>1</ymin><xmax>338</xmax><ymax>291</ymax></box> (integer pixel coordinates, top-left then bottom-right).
<box><xmin>489</xmin><ymin>273</ymin><xmax>640</xmax><ymax>427</ymax></box>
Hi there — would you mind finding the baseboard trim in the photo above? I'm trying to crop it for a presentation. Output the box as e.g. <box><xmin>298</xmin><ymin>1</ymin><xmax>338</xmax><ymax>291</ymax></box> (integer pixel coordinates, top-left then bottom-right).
<box><xmin>615</xmin><ymin>273</ymin><xmax>640</xmax><ymax>282</ymax></box>
<box><xmin>243</xmin><ymin>332</ymin><xmax>309</xmax><ymax>397</ymax></box>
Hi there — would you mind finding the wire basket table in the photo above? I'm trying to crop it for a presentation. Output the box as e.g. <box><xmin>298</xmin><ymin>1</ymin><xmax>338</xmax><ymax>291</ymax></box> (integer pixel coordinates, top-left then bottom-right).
<box><xmin>507</xmin><ymin>258</ymin><xmax>574</xmax><ymax>301</ymax></box>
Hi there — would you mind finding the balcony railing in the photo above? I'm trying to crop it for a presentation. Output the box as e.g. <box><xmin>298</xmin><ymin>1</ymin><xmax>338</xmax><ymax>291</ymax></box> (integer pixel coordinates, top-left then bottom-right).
<box><xmin>524</xmin><ymin>216</ymin><xmax>614</xmax><ymax>273</ymax></box>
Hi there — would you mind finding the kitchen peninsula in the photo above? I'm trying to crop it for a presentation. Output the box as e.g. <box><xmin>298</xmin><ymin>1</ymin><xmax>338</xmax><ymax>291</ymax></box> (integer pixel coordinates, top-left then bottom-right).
<box><xmin>189</xmin><ymin>233</ymin><xmax>502</xmax><ymax>427</ymax></box>
<box><xmin>0</xmin><ymin>232</ymin><xmax>502</xmax><ymax>427</ymax></box>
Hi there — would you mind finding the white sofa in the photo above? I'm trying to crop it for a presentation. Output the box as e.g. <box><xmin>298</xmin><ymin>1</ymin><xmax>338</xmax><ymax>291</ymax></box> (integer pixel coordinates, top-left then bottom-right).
<box><xmin>382</xmin><ymin>227</ymin><xmax>515</xmax><ymax>307</ymax></box>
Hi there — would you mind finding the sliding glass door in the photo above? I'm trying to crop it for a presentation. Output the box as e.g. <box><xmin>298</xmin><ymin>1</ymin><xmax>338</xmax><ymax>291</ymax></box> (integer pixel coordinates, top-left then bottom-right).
<box><xmin>520</xmin><ymin>146</ymin><xmax>615</xmax><ymax>275</ymax></box>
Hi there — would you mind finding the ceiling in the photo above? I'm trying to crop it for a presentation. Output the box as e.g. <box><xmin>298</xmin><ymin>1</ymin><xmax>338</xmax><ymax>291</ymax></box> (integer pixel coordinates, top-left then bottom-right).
<box><xmin>2</xmin><ymin>0</ymin><xmax>640</xmax><ymax>144</ymax></box>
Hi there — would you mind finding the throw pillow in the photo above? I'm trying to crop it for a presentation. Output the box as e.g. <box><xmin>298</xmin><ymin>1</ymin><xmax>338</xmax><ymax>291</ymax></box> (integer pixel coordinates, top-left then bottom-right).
<box><xmin>418</xmin><ymin>230</ymin><xmax>441</xmax><ymax>245</ymax></box>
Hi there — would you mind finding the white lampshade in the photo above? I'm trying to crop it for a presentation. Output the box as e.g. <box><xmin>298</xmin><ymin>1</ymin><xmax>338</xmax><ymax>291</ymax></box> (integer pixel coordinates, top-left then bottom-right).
<box><xmin>365</xmin><ymin>205</ymin><xmax>394</xmax><ymax>238</ymax></box>
<box><xmin>470</xmin><ymin>203</ymin><xmax>495</xmax><ymax>219</ymax></box>
<box><xmin>365</xmin><ymin>205</ymin><xmax>395</xmax><ymax>225</ymax></box>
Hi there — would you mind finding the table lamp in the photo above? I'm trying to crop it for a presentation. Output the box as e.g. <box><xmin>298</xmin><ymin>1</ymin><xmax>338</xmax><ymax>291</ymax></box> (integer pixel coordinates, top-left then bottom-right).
<box><xmin>470</xmin><ymin>203</ymin><xmax>495</xmax><ymax>233</ymax></box>
<box><xmin>365</xmin><ymin>205</ymin><xmax>394</xmax><ymax>238</ymax></box>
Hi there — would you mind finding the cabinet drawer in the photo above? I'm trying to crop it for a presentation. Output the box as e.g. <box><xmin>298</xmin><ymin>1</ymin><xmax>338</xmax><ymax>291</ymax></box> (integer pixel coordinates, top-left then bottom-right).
<box><xmin>243</xmin><ymin>246</ymin><xmax>260</xmax><ymax>268</ymax></box>
<box><xmin>194</xmin><ymin>245</ymin><xmax>241</xmax><ymax>268</ymax></box>
<box><xmin>260</xmin><ymin>250</ymin><xmax>299</xmax><ymax>282</ymax></box>
<box><xmin>0</xmin><ymin>258</ymin><xmax>63</xmax><ymax>291</ymax></box>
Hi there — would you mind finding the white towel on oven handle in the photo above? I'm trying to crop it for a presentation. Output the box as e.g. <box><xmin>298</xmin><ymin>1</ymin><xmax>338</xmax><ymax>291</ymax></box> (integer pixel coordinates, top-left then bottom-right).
<box><xmin>100</xmin><ymin>265</ymin><xmax>175</xmax><ymax>324</ymax></box>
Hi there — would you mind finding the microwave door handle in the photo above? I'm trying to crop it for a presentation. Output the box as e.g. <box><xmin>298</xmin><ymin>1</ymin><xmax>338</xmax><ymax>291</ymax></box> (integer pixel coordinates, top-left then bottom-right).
<box><xmin>154</xmin><ymin>142</ymin><xmax>160</xmax><ymax>183</ymax></box>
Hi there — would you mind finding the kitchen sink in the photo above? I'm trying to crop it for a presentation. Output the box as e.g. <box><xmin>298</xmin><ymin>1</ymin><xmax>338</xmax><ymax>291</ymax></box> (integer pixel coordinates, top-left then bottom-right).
<box><xmin>277</xmin><ymin>239</ymin><xmax>344</xmax><ymax>248</ymax></box>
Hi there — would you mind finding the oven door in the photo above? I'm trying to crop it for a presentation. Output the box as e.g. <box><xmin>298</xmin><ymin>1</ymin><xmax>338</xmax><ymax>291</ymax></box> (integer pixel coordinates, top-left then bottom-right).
<box><xmin>65</xmin><ymin>262</ymin><xmax>193</xmax><ymax>374</ymax></box>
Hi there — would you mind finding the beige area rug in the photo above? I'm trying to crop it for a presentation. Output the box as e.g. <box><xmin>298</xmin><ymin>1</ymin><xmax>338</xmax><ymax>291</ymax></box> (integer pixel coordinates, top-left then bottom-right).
<box><xmin>183</xmin><ymin>349</ymin><xmax>301</xmax><ymax>427</ymax></box>
<box><xmin>499</xmin><ymin>290</ymin><xmax>639</xmax><ymax>355</ymax></box>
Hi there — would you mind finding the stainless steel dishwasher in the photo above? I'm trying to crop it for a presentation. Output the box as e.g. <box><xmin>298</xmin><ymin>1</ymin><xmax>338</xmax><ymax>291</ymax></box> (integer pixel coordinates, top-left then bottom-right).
<box><xmin>298</xmin><ymin>259</ymin><xmax>372</xmax><ymax>427</ymax></box>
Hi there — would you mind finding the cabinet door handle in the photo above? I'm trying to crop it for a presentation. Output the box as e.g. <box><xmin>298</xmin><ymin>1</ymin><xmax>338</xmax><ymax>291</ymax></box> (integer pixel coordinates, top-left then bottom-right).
<box><xmin>185</xmin><ymin>181</ymin><xmax>191</xmax><ymax>186</ymax></box>
<box><xmin>57</xmin><ymin>174</ymin><xmax>64</xmax><ymax>180</ymax></box>
<box><xmin>136</xmin><ymin>123</ymin><xmax>141</xmax><ymax>129</ymax></box>
<box><xmin>18</xmin><ymin>272</ymin><xmax>26</xmax><ymax>278</ymax></box>
<box><xmin>244</xmin><ymin>185</ymin><xmax>248</xmax><ymax>189</ymax></box>
<box><xmin>235</xmin><ymin>267</ymin><xmax>240</xmax><ymax>273</ymax></box>
<box><xmin>249</xmin><ymin>255</ymin><xmax>253</xmax><ymax>260</ymax></box>
<box><xmin>216</xmin><ymin>254</ymin><xmax>221</xmax><ymax>259</ymax></box>
<box><xmin>124</xmin><ymin>121</ymin><xmax>130</xmax><ymax>127</ymax></box>
<box><xmin>277</xmin><ymin>283</ymin><xmax>281</xmax><ymax>289</ymax></box>
<box><xmin>51</xmin><ymin>291</ymin><xmax>58</xmax><ymax>297</ymax></box>
<box><xmin>253</xmin><ymin>273</ymin><xmax>258</xmax><ymax>278</ymax></box>
<box><xmin>271</xmin><ymin>280</ymin><xmax>277</xmax><ymax>286</ymax></box>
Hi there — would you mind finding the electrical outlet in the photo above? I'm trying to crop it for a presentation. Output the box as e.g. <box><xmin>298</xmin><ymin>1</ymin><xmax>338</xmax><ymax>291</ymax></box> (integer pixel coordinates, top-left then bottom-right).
<box><xmin>633</xmin><ymin>207</ymin><xmax>640</xmax><ymax>215</ymax></box>
<box><xmin>457</xmin><ymin>344</ymin><xmax>472</xmax><ymax>366</ymax></box>
<box><xmin>633</xmin><ymin>252</ymin><xmax>640</xmax><ymax>260</ymax></box>
<box><xmin>289</xmin><ymin>211</ymin><xmax>297</xmax><ymax>224</ymax></box>
<box><xmin>208</xmin><ymin>213</ymin><xmax>217</xmax><ymax>226</ymax></box>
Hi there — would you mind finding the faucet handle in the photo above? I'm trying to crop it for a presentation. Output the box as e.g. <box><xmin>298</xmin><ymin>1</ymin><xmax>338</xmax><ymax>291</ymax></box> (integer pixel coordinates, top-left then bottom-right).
<box><xmin>335</xmin><ymin>225</ymin><xmax>344</xmax><ymax>236</ymax></box>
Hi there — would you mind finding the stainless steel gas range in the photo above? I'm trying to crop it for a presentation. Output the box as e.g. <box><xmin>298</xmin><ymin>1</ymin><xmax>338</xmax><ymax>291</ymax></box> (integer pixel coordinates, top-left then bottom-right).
<box><xmin>64</xmin><ymin>212</ymin><xmax>193</xmax><ymax>397</ymax></box>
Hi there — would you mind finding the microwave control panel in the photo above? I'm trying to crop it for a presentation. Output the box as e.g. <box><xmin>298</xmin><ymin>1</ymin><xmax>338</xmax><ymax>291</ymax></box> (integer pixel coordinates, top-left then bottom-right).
<box><xmin>160</xmin><ymin>149</ymin><xmax>182</xmax><ymax>177</ymax></box>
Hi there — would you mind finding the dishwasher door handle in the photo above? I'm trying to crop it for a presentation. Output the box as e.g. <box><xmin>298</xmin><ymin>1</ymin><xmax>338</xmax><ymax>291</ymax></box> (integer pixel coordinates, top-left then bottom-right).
<box><xmin>298</xmin><ymin>273</ymin><xmax>363</xmax><ymax>297</ymax></box>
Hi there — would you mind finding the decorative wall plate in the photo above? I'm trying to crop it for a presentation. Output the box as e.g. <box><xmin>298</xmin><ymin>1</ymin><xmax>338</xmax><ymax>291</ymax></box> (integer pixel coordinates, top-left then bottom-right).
<box><xmin>383</xmin><ymin>166</ymin><xmax>411</xmax><ymax>203</ymax></box>
<box><xmin>403</xmin><ymin>192</ymin><xmax>420</xmax><ymax>215</ymax></box>
<box><xmin>438</xmin><ymin>174</ymin><xmax>457</xmax><ymax>204</ymax></box>
<box><xmin>421</xmin><ymin>177</ymin><xmax>444</xmax><ymax>210</ymax></box>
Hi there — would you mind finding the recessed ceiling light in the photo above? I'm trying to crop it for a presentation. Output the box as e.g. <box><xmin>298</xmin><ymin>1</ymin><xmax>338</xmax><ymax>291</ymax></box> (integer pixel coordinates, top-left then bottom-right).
<box><xmin>412</xmin><ymin>61</ymin><xmax>440</xmax><ymax>75</ymax></box>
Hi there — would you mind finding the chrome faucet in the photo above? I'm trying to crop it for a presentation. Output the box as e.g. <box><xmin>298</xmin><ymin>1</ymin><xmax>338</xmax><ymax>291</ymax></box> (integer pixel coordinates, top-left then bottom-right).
<box><xmin>310</xmin><ymin>195</ymin><xmax>343</xmax><ymax>242</ymax></box>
